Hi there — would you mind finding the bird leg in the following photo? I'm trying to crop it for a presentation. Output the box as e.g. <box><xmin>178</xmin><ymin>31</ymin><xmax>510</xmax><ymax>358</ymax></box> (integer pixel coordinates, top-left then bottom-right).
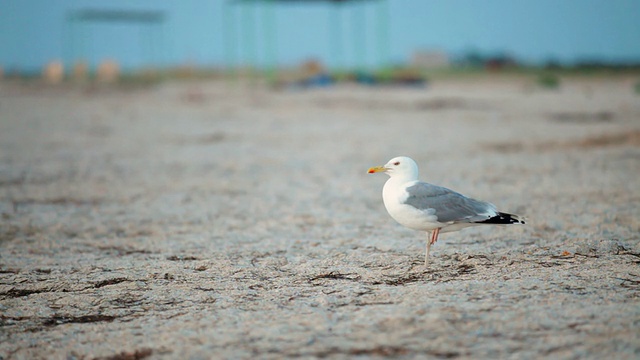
<box><xmin>425</xmin><ymin>228</ymin><xmax>441</xmax><ymax>267</ymax></box>
<box><xmin>430</xmin><ymin>228</ymin><xmax>440</xmax><ymax>245</ymax></box>
<box><xmin>425</xmin><ymin>236</ymin><xmax>431</xmax><ymax>267</ymax></box>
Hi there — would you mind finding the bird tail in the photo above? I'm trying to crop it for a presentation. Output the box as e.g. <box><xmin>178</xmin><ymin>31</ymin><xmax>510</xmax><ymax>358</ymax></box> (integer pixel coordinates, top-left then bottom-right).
<box><xmin>476</xmin><ymin>212</ymin><xmax>525</xmax><ymax>225</ymax></box>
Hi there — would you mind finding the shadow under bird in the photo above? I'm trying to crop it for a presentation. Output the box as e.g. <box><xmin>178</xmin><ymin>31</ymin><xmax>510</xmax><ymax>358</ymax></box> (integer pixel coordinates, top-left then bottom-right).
<box><xmin>368</xmin><ymin>156</ymin><xmax>525</xmax><ymax>266</ymax></box>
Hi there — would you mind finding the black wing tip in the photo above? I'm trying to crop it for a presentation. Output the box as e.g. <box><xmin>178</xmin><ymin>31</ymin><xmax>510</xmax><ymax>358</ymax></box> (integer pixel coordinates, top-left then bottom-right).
<box><xmin>476</xmin><ymin>212</ymin><xmax>525</xmax><ymax>225</ymax></box>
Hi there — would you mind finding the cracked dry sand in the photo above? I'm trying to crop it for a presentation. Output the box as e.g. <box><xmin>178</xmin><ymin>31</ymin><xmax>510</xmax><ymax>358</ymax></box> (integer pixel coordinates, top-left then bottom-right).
<box><xmin>1</xmin><ymin>77</ymin><xmax>639</xmax><ymax>359</ymax></box>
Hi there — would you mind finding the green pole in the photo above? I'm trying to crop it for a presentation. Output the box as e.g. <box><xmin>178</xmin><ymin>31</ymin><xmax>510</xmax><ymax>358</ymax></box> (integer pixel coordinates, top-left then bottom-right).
<box><xmin>140</xmin><ymin>24</ymin><xmax>151</xmax><ymax>70</ymax></box>
<box><xmin>241</xmin><ymin>2</ymin><xmax>257</xmax><ymax>80</ymax></box>
<box><xmin>159</xmin><ymin>17</ymin><xmax>167</xmax><ymax>74</ymax></box>
<box><xmin>351</xmin><ymin>2</ymin><xmax>366</xmax><ymax>73</ymax></box>
<box><xmin>263</xmin><ymin>0</ymin><xmax>277</xmax><ymax>86</ymax></box>
<box><xmin>79</xmin><ymin>20</ymin><xmax>88</xmax><ymax>75</ymax></box>
<box><xmin>223</xmin><ymin>1</ymin><xmax>237</xmax><ymax>81</ymax></box>
<box><xmin>377</xmin><ymin>0</ymin><xmax>390</xmax><ymax>79</ymax></box>
<box><xmin>64</xmin><ymin>16</ymin><xmax>73</xmax><ymax>76</ymax></box>
<box><xmin>330</xmin><ymin>3</ymin><xmax>343</xmax><ymax>75</ymax></box>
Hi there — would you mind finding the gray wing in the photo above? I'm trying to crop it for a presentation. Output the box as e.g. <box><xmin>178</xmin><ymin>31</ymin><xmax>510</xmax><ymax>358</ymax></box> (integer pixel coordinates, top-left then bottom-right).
<box><xmin>403</xmin><ymin>182</ymin><xmax>497</xmax><ymax>223</ymax></box>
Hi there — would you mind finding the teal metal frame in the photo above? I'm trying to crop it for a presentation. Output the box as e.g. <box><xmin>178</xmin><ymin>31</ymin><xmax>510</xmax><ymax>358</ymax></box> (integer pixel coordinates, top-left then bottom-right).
<box><xmin>64</xmin><ymin>9</ymin><xmax>166</xmax><ymax>75</ymax></box>
<box><xmin>224</xmin><ymin>0</ymin><xmax>390</xmax><ymax>85</ymax></box>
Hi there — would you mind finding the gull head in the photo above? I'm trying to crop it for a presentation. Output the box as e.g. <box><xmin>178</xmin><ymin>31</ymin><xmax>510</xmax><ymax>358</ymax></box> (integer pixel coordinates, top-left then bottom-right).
<box><xmin>368</xmin><ymin>156</ymin><xmax>419</xmax><ymax>180</ymax></box>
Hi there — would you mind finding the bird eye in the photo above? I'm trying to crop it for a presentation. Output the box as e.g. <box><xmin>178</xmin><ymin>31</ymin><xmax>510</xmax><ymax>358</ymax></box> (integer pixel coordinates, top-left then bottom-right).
<box><xmin>393</xmin><ymin>161</ymin><xmax>400</xmax><ymax>166</ymax></box>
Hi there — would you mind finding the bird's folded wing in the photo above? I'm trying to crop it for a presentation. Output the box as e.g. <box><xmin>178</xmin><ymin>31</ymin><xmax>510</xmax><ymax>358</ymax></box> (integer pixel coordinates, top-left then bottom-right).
<box><xmin>403</xmin><ymin>182</ymin><xmax>497</xmax><ymax>223</ymax></box>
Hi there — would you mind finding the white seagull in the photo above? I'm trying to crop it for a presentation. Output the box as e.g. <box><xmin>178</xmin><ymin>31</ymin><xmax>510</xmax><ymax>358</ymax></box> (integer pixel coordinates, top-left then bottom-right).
<box><xmin>368</xmin><ymin>156</ymin><xmax>525</xmax><ymax>266</ymax></box>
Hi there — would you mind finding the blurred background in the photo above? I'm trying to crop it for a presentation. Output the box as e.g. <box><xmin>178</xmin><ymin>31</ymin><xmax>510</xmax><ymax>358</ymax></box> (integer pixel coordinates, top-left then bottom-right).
<box><xmin>1</xmin><ymin>0</ymin><xmax>639</xmax><ymax>85</ymax></box>
<box><xmin>2</xmin><ymin>3</ymin><xmax>640</xmax><ymax>357</ymax></box>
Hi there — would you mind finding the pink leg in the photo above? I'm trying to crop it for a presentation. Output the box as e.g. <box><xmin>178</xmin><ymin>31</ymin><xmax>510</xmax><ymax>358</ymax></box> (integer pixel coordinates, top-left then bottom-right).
<box><xmin>430</xmin><ymin>228</ymin><xmax>440</xmax><ymax>245</ymax></box>
<box><xmin>425</xmin><ymin>228</ymin><xmax>441</xmax><ymax>267</ymax></box>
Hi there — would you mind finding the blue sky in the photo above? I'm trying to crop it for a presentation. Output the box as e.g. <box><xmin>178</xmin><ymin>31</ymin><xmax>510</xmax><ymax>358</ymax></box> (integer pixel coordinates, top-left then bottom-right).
<box><xmin>1</xmin><ymin>0</ymin><xmax>639</xmax><ymax>72</ymax></box>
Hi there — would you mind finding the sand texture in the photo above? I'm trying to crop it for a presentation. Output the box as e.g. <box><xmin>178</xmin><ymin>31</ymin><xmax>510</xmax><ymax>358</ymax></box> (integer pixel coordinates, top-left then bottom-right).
<box><xmin>1</xmin><ymin>76</ymin><xmax>639</xmax><ymax>359</ymax></box>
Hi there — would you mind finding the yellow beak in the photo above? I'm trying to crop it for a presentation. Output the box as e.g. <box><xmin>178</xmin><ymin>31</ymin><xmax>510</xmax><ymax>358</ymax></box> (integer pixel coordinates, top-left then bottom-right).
<box><xmin>367</xmin><ymin>165</ymin><xmax>387</xmax><ymax>174</ymax></box>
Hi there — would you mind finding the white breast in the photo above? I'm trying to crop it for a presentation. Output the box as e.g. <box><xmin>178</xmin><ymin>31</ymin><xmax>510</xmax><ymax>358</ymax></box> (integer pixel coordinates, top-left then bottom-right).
<box><xmin>382</xmin><ymin>178</ymin><xmax>442</xmax><ymax>231</ymax></box>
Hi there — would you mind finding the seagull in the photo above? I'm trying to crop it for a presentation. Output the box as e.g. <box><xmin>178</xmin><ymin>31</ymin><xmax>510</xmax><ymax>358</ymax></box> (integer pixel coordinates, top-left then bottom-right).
<box><xmin>368</xmin><ymin>156</ymin><xmax>525</xmax><ymax>266</ymax></box>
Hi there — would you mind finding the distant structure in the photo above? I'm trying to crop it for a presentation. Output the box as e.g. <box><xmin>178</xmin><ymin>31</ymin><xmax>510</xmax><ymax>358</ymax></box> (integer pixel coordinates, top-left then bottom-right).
<box><xmin>72</xmin><ymin>61</ymin><xmax>89</xmax><ymax>81</ymax></box>
<box><xmin>43</xmin><ymin>61</ymin><xmax>64</xmax><ymax>83</ymax></box>
<box><xmin>96</xmin><ymin>60</ymin><xmax>120</xmax><ymax>83</ymax></box>
<box><xmin>224</xmin><ymin>0</ymin><xmax>390</xmax><ymax>83</ymax></box>
<box><xmin>411</xmin><ymin>50</ymin><xmax>449</xmax><ymax>69</ymax></box>
<box><xmin>64</xmin><ymin>9</ymin><xmax>166</xmax><ymax>78</ymax></box>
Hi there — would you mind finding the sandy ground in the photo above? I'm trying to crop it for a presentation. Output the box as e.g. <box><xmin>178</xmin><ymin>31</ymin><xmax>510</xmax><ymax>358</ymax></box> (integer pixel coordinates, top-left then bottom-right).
<box><xmin>1</xmin><ymin>75</ymin><xmax>639</xmax><ymax>359</ymax></box>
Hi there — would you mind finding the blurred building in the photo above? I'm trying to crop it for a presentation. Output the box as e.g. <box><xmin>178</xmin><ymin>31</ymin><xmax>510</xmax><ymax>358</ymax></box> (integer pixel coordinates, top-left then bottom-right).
<box><xmin>410</xmin><ymin>50</ymin><xmax>449</xmax><ymax>69</ymax></box>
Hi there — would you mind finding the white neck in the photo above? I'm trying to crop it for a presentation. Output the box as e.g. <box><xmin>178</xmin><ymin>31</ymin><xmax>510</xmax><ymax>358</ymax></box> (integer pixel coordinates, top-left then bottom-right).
<box><xmin>390</xmin><ymin>168</ymin><xmax>418</xmax><ymax>184</ymax></box>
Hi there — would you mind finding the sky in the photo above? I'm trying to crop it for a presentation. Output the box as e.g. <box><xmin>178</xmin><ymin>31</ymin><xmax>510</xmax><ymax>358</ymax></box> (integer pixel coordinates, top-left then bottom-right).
<box><xmin>1</xmin><ymin>0</ymin><xmax>639</xmax><ymax>72</ymax></box>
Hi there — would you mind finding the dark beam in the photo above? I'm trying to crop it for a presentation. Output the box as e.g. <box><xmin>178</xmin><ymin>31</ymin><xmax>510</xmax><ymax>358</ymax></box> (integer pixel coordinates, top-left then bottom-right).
<box><xmin>68</xmin><ymin>9</ymin><xmax>166</xmax><ymax>23</ymax></box>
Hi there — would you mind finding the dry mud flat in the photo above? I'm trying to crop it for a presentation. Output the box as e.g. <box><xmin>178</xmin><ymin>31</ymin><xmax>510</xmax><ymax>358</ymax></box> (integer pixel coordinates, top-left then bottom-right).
<box><xmin>1</xmin><ymin>77</ymin><xmax>639</xmax><ymax>359</ymax></box>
